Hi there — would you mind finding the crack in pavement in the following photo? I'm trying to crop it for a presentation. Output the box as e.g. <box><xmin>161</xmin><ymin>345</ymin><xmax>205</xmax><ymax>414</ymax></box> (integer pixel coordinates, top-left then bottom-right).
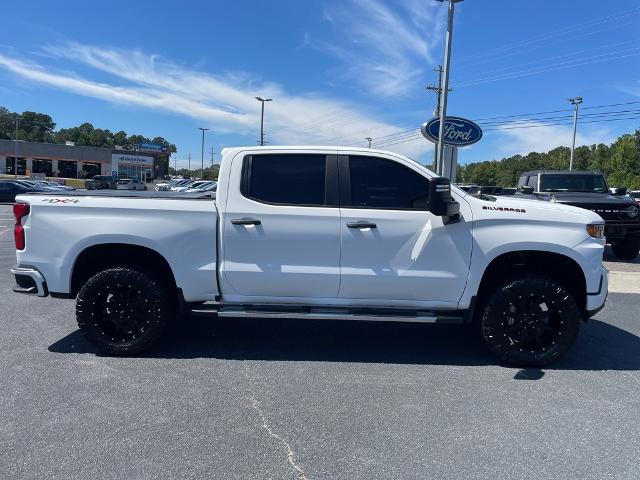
<box><xmin>243</xmin><ymin>365</ymin><xmax>309</xmax><ymax>480</ymax></box>
<box><xmin>249</xmin><ymin>396</ymin><xmax>309</xmax><ymax>480</ymax></box>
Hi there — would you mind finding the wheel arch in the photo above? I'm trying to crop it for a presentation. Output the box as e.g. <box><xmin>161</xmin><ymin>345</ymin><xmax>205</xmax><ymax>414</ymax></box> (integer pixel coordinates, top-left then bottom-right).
<box><xmin>69</xmin><ymin>242</ymin><xmax>178</xmax><ymax>298</ymax></box>
<box><xmin>475</xmin><ymin>250</ymin><xmax>588</xmax><ymax>315</ymax></box>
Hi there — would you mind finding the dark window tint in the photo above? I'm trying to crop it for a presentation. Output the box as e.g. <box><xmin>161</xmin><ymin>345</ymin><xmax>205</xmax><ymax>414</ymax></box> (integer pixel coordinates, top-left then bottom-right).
<box><xmin>243</xmin><ymin>154</ymin><xmax>326</xmax><ymax>206</ymax></box>
<box><xmin>347</xmin><ymin>156</ymin><xmax>430</xmax><ymax>209</ymax></box>
<box><xmin>527</xmin><ymin>175</ymin><xmax>538</xmax><ymax>189</ymax></box>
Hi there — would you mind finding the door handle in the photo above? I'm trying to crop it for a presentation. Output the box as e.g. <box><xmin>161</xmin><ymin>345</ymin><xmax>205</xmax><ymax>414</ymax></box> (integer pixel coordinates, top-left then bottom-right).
<box><xmin>231</xmin><ymin>218</ymin><xmax>261</xmax><ymax>226</ymax></box>
<box><xmin>347</xmin><ymin>221</ymin><xmax>377</xmax><ymax>229</ymax></box>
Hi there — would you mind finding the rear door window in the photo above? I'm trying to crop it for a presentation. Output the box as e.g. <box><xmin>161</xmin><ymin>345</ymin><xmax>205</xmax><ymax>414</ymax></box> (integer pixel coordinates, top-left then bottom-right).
<box><xmin>241</xmin><ymin>154</ymin><xmax>328</xmax><ymax>206</ymax></box>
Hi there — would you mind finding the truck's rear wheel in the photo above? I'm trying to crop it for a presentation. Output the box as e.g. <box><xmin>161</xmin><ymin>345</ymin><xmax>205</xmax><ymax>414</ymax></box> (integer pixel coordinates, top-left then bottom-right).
<box><xmin>477</xmin><ymin>275</ymin><xmax>581</xmax><ymax>367</ymax></box>
<box><xmin>76</xmin><ymin>267</ymin><xmax>174</xmax><ymax>355</ymax></box>
<box><xmin>611</xmin><ymin>235</ymin><xmax>640</xmax><ymax>260</ymax></box>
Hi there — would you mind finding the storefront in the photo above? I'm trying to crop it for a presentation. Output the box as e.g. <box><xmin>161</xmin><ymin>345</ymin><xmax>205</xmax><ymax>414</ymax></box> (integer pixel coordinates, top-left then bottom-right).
<box><xmin>32</xmin><ymin>158</ymin><xmax>53</xmax><ymax>176</ymax></box>
<box><xmin>0</xmin><ymin>139</ymin><xmax>166</xmax><ymax>180</ymax></box>
<box><xmin>5</xmin><ymin>157</ymin><xmax>26</xmax><ymax>175</ymax></box>
<box><xmin>111</xmin><ymin>153</ymin><xmax>154</xmax><ymax>181</ymax></box>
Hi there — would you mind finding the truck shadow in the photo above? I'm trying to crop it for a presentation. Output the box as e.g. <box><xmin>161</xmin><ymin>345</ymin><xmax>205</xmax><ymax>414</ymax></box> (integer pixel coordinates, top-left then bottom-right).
<box><xmin>48</xmin><ymin>316</ymin><xmax>640</xmax><ymax>371</ymax></box>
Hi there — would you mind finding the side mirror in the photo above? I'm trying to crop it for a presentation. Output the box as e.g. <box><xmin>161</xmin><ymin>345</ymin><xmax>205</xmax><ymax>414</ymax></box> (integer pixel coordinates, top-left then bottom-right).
<box><xmin>428</xmin><ymin>177</ymin><xmax>460</xmax><ymax>221</ymax></box>
<box><xmin>520</xmin><ymin>185</ymin><xmax>534</xmax><ymax>194</ymax></box>
<box><xmin>614</xmin><ymin>187</ymin><xmax>628</xmax><ymax>196</ymax></box>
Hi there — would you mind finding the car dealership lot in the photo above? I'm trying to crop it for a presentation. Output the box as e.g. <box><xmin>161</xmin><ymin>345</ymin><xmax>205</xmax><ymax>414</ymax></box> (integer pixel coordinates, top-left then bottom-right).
<box><xmin>1</xmin><ymin>204</ymin><xmax>640</xmax><ymax>479</ymax></box>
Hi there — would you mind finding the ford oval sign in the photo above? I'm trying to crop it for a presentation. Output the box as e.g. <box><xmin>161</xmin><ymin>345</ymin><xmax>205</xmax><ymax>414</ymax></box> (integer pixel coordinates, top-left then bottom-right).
<box><xmin>421</xmin><ymin>116</ymin><xmax>483</xmax><ymax>147</ymax></box>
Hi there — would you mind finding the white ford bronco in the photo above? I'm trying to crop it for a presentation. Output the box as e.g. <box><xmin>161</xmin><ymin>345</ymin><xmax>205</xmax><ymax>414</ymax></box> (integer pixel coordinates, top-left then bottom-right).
<box><xmin>11</xmin><ymin>147</ymin><xmax>608</xmax><ymax>366</ymax></box>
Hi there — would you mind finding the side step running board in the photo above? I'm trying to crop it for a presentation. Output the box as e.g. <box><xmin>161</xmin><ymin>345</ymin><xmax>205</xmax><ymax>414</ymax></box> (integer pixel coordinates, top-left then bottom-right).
<box><xmin>191</xmin><ymin>305</ymin><xmax>464</xmax><ymax>324</ymax></box>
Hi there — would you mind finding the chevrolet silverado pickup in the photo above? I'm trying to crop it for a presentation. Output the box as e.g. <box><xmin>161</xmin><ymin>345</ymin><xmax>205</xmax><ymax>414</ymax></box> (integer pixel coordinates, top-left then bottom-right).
<box><xmin>10</xmin><ymin>147</ymin><xmax>609</xmax><ymax>366</ymax></box>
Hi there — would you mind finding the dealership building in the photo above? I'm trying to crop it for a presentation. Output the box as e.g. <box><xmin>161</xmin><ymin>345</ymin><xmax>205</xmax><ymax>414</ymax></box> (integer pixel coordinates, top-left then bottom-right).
<box><xmin>0</xmin><ymin>139</ymin><xmax>167</xmax><ymax>180</ymax></box>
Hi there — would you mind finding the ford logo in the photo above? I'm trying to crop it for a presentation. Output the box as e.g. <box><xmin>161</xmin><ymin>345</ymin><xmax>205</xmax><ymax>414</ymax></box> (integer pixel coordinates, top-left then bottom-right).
<box><xmin>421</xmin><ymin>116</ymin><xmax>483</xmax><ymax>147</ymax></box>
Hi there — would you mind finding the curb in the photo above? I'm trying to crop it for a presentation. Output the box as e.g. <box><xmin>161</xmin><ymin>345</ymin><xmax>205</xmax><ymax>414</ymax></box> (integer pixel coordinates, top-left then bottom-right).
<box><xmin>609</xmin><ymin>271</ymin><xmax>640</xmax><ymax>294</ymax></box>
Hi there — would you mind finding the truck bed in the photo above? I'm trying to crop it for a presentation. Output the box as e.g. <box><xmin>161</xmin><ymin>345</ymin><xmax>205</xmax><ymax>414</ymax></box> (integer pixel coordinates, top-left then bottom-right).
<box><xmin>23</xmin><ymin>191</ymin><xmax>215</xmax><ymax>200</ymax></box>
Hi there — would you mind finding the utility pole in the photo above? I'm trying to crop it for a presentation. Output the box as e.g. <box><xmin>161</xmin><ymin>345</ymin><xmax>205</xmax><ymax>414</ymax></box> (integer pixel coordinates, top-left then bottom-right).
<box><xmin>426</xmin><ymin>64</ymin><xmax>451</xmax><ymax>167</ymax></box>
<box><xmin>14</xmin><ymin>116</ymin><xmax>19</xmax><ymax>178</ymax></box>
<box><xmin>255</xmin><ymin>97</ymin><xmax>272</xmax><ymax>146</ymax></box>
<box><xmin>435</xmin><ymin>0</ymin><xmax>462</xmax><ymax>176</ymax></box>
<box><xmin>173</xmin><ymin>155</ymin><xmax>177</xmax><ymax>174</ymax></box>
<box><xmin>210</xmin><ymin>146</ymin><xmax>215</xmax><ymax>169</ymax></box>
<box><xmin>366</xmin><ymin>137</ymin><xmax>372</xmax><ymax>149</ymax></box>
<box><xmin>188</xmin><ymin>153</ymin><xmax>191</xmax><ymax>177</ymax></box>
<box><xmin>198</xmin><ymin>127</ymin><xmax>209</xmax><ymax>179</ymax></box>
<box><xmin>568</xmin><ymin>97</ymin><xmax>583</xmax><ymax>171</ymax></box>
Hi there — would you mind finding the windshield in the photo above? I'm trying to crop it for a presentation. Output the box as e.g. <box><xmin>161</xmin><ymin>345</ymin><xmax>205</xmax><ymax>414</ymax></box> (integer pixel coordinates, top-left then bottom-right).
<box><xmin>539</xmin><ymin>174</ymin><xmax>608</xmax><ymax>193</ymax></box>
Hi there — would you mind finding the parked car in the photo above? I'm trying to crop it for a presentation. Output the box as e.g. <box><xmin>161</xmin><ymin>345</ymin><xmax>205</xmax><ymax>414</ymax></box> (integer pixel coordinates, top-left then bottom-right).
<box><xmin>0</xmin><ymin>180</ymin><xmax>45</xmax><ymax>203</ymax></box>
<box><xmin>116</xmin><ymin>178</ymin><xmax>147</xmax><ymax>191</ymax></box>
<box><xmin>630</xmin><ymin>191</ymin><xmax>640</xmax><ymax>205</ymax></box>
<box><xmin>32</xmin><ymin>180</ymin><xmax>75</xmax><ymax>191</ymax></box>
<box><xmin>155</xmin><ymin>180</ymin><xmax>177</xmax><ymax>191</ymax></box>
<box><xmin>173</xmin><ymin>180</ymin><xmax>210</xmax><ymax>192</ymax></box>
<box><xmin>86</xmin><ymin>175</ymin><xmax>118</xmax><ymax>190</ymax></box>
<box><xmin>517</xmin><ymin>170</ymin><xmax>640</xmax><ymax>259</ymax></box>
<box><xmin>184</xmin><ymin>181</ymin><xmax>217</xmax><ymax>193</ymax></box>
<box><xmin>10</xmin><ymin>146</ymin><xmax>609</xmax><ymax>367</ymax></box>
<box><xmin>14</xmin><ymin>180</ymin><xmax>62</xmax><ymax>192</ymax></box>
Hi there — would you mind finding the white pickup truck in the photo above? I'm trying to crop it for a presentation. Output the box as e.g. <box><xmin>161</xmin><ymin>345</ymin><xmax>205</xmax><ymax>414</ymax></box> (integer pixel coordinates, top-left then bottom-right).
<box><xmin>11</xmin><ymin>146</ymin><xmax>608</xmax><ymax>366</ymax></box>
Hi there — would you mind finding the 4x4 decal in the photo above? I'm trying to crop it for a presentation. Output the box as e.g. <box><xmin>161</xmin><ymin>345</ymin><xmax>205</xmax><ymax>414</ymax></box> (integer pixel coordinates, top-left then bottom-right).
<box><xmin>41</xmin><ymin>198</ymin><xmax>80</xmax><ymax>204</ymax></box>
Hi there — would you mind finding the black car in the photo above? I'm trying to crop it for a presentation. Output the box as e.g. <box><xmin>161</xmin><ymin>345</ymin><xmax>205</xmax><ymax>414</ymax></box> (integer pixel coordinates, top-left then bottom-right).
<box><xmin>0</xmin><ymin>180</ymin><xmax>44</xmax><ymax>203</ymax></box>
<box><xmin>86</xmin><ymin>175</ymin><xmax>117</xmax><ymax>190</ymax></box>
<box><xmin>517</xmin><ymin>170</ymin><xmax>640</xmax><ymax>259</ymax></box>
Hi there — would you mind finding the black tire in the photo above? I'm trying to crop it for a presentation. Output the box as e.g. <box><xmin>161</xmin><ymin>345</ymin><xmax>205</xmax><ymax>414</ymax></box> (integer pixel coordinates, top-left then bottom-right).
<box><xmin>477</xmin><ymin>275</ymin><xmax>581</xmax><ymax>367</ymax></box>
<box><xmin>611</xmin><ymin>235</ymin><xmax>640</xmax><ymax>260</ymax></box>
<box><xmin>76</xmin><ymin>267</ymin><xmax>174</xmax><ymax>355</ymax></box>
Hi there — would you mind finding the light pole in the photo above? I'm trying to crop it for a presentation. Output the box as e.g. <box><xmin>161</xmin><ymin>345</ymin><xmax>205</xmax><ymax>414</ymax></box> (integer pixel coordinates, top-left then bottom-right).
<box><xmin>568</xmin><ymin>97</ymin><xmax>583</xmax><ymax>171</ymax></box>
<box><xmin>14</xmin><ymin>116</ymin><xmax>19</xmax><ymax>178</ymax></box>
<box><xmin>366</xmin><ymin>137</ymin><xmax>372</xmax><ymax>149</ymax></box>
<box><xmin>255</xmin><ymin>97</ymin><xmax>272</xmax><ymax>146</ymax></box>
<box><xmin>435</xmin><ymin>0</ymin><xmax>463</xmax><ymax>176</ymax></box>
<box><xmin>198</xmin><ymin>127</ymin><xmax>209</xmax><ymax>179</ymax></box>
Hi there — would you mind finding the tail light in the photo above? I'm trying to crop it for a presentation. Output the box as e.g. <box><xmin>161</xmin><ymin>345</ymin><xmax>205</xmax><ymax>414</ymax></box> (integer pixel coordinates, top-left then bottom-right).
<box><xmin>13</xmin><ymin>203</ymin><xmax>30</xmax><ymax>250</ymax></box>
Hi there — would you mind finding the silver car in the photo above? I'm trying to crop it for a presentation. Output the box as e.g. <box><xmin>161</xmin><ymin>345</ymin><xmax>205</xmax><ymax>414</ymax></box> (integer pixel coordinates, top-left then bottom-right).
<box><xmin>116</xmin><ymin>179</ymin><xmax>147</xmax><ymax>191</ymax></box>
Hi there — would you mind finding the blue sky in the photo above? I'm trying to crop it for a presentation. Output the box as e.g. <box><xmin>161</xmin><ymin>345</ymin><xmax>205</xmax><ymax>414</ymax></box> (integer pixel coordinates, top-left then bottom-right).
<box><xmin>0</xmin><ymin>0</ymin><xmax>639</xmax><ymax>169</ymax></box>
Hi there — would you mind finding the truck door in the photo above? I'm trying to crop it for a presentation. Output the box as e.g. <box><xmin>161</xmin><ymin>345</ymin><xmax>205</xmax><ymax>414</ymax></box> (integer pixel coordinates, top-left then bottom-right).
<box><xmin>220</xmin><ymin>152</ymin><xmax>341</xmax><ymax>300</ymax></box>
<box><xmin>337</xmin><ymin>153</ymin><xmax>472</xmax><ymax>306</ymax></box>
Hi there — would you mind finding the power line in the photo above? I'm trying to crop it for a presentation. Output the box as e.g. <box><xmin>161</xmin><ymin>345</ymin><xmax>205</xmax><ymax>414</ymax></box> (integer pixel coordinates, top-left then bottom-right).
<box><xmin>457</xmin><ymin>5</ymin><xmax>640</xmax><ymax>66</ymax></box>
<box><xmin>456</xmin><ymin>48</ymin><xmax>640</xmax><ymax>88</ymax></box>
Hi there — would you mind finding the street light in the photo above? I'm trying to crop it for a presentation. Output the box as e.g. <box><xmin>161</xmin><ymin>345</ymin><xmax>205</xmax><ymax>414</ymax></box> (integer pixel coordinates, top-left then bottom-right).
<box><xmin>366</xmin><ymin>137</ymin><xmax>372</xmax><ymax>149</ymax></box>
<box><xmin>14</xmin><ymin>116</ymin><xmax>19</xmax><ymax>179</ymax></box>
<box><xmin>198</xmin><ymin>127</ymin><xmax>209</xmax><ymax>179</ymax></box>
<box><xmin>568</xmin><ymin>97</ymin><xmax>583</xmax><ymax>171</ymax></box>
<box><xmin>255</xmin><ymin>97</ymin><xmax>272</xmax><ymax>146</ymax></box>
<box><xmin>434</xmin><ymin>0</ymin><xmax>463</xmax><ymax>176</ymax></box>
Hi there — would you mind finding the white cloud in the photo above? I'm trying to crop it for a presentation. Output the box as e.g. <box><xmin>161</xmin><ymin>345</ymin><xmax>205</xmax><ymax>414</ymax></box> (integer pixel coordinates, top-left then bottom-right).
<box><xmin>310</xmin><ymin>0</ymin><xmax>444</xmax><ymax>97</ymax></box>
<box><xmin>0</xmin><ymin>44</ymin><xmax>434</xmax><ymax>159</ymax></box>
<box><xmin>495</xmin><ymin>120</ymin><xmax>612</xmax><ymax>155</ymax></box>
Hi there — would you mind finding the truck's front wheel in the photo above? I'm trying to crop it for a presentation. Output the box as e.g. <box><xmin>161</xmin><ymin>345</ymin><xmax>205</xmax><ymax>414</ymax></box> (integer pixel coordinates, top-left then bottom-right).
<box><xmin>76</xmin><ymin>267</ymin><xmax>174</xmax><ymax>355</ymax></box>
<box><xmin>611</xmin><ymin>235</ymin><xmax>640</xmax><ymax>260</ymax></box>
<box><xmin>477</xmin><ymin>275</ymin><xmax>581</xmax><ymax>367</ymax></box>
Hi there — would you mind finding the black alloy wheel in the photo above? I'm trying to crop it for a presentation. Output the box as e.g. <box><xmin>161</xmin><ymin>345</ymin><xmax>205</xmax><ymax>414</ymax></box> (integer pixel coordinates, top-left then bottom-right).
<box><xmin>76</xmin><ymin>267</ymin><xmax>174</xmax><ymax>355</ymax></box>
<box><xmin>478</xmin><ymin>275</ymin><xmax>581</xmax><ymax>366</ymax></box>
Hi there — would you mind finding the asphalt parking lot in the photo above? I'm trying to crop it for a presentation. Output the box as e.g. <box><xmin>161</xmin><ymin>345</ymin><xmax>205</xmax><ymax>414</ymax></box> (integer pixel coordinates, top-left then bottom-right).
<box><xmin>1</xmin><ymin>204</ymin><xmax>640</xmax><ymax>479</ymax></box>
